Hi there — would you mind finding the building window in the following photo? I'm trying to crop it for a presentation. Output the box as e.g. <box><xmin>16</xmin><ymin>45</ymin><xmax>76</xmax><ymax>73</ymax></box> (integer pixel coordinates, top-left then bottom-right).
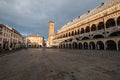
<box><xmin>85</xmin><ymin>26</ymin><xmax>90</xmax><ymax>33</ymax></box>
<box><xmin>106</xmin><ymin>18</ymin><xmax>115</xmax><ymax>28</ymax></box>
<box><xmin>98</xmin><ymin>22</ymin><xmax>104</xmax><ymax>30</ymax></box>
<box><xmin>81</xmin><ymin>28</ymin><xmax>84</xmax><ymax>34</ymax></box>
<box><xmin>91</xmin><ymin>24</ymin><xmax>97</xmax><ymax>31</ymax></box>
<box><xmin>117</xmin><ymin>16</ymin><xmax>120</xmax><ymax>26</ymax></box>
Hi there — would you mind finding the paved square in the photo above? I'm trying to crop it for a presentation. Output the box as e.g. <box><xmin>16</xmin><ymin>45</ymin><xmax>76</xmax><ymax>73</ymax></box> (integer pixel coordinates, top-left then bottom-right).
<box><xmin>0</xmin><ymin>48</ymin><xmax>120</xmax><ymax>80</ymax></box>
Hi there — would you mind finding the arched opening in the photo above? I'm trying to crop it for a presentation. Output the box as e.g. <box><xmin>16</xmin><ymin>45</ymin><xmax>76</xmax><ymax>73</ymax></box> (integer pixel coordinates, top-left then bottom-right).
<box><xmin>89</xmin><ymin>42</ymin><xmax>96</xmax><ymax>50</ymax></box>
<box><xmin>58</xmin><ymin>45</ymin><xmax>61</xmax><ymax>48</ymax></box>
<box><xmin>93</xmin><ymin>34</ymin><xmax>104</xmax><ymax>39</ymax></box>
<box><xmin>39</xmin><ymin>45</ymin><xmax>42</xmax><ymax>48</ymax></box>
<box><xmin>69</xmin><ymin>44</ymin><xmax>72</xmax><ymax>49</ymax></box>
<box><xmin>66</xmin><ymin>33</ymin><xmax>68</xmax><ymax>37</ymax></box>
<box><xmin>69</xmin><ymin>38</ymin><xmax>73</xmax><ymax>42</ymax></box>
<box><xmin>91</xmin><ymin>24</ymin><xmax>97</xmax><ymax>31</ymax></box>
<box><xmin>77</xmin><ymin>29</ymin><xmax>80</xmax><ymax>34</ymax></box>
<box><xmin>82</xmin><ymin>37</ymin><xmax>89</xmax><ymax>40</ymax></box>
<box><xmin>117</xmin><ymin>16</ymin><xmax>120</xmax><ymax>26</ymax></box>
<box><xmin>76</xmin><ymin>38</ymin><xmax>79</xmax><ymax>41</ymax></box>
<box><xmin>106</xmin><ymin>40</ymin><xmax>117</xmax><ymax>50</ymax></box>
<box><xmin>85</xmin><ymin>26</ymin><xmax>90</xmax><ymax>33</ymax></box>
<box><xmin>96</xmin><ymin>41</ymin><xmax>104</xmax><ymax>50</ymax></box>
<box><xmin>64</xmin><ymin>40</ymin><xmax>67</xmax><ymax>42</ymax></box>
<box><xmin>118</xmin><ymin>41</ymin><xmax>120</xmax><ymax>51</ymax></box>
<box><xmin>106</xmin><ymin>18</ymin><xmax>116</xmax><ymax>28</ymax></box>
<box><xmin>59</xmin><ymin>45</ymin><xmax>61</xmax><ymax>48</ymax></box>
<box><xmin>61</xmin><ymin>44</ymin><xmax>62</xmax><ymax>48</ymax></box>
<box><xmin>73</xmin><ymin>42</ymin><xmax>78</xmax><ymax>49</ymax></box>
<box><xmin>3</xmin><ymin>42</ymin><xmax>9</xmax><ymax>50</ymax></box>
<box><xmin>72</xmin><ymin>31</ymin><xmax>74</xmax><ymax>36</ymax></box>
<box><xmin>34</xmin><ymin>45</ymin><xmax>37</xmax><ymax>48</ymax></box>
<box><xmin>65</xmin><ymin>39</ymin><xmax>72</xmax><ymax>42</ymax></box>
<box><xmin>66</xmin><ymin>44</ymin><xmax>68</xmax><ymax>49</ymax></box>
<box><xmin>109</xmin><ymin>31</ymin><xmax>120</xmax><ymax>37</ymax></box>
<box><xmin>98</xmin><ymin>22</ymin><xmax>104</xmax><ymax>30</ymax></box>
<box><xmin>29</xmin><ymin>45</ymin><xmax>31</xmax><ymax>48</ymax></box>
<box><xmin>29</xmin><ymin>45</ymin><xmax>30</xmax><ymax>48</ymax></box>
<box><xmin>75</xmin><ymin>30</ymin><xmax>77</xmax><ymax>35</ymax></box>
<box><xmin>81</xmin><ymin>28</ymin><xmax>84</xmax><ymax>34</ymax></box>
<box><xmin>79</xmin><ymin>43</ymin><xmax>82</xmax><ymax>49</ymax></box>
<box><xmin>70</xmin><ymin>32</ymin><xmax>72</xmax><ymax>36</ymax></box>
<box><xmin>3</xmin><ymin>43</ymin><xmax>6</xmax><ymax>49</ymax></box>
<box><xmin>64</xmin><ymin>34</ymin><xmax>66</xmax><ymax>38</ymax></box>
<box><xmin>69</xmin><ymin>32</ymin><xmax>71</xmax><ymax>36</ymax></box>
<box><xmin>10</xmin><ymin>43</ymin><xmax>13</xmax><ymax>48</ymax></box>
<box><xmin>60</xmin><ymin>44</ymin><xmax>62</xmax><ymax>48</ymax></box>
<box><xmin>30</xmin><ymin>45</ymin><xmax>32</xmax><ymax>48</ymax></box>
<box><xmin>83</xmin><ymin>42</ymin><xmax>88</xmax><ymax>49</ymax></box>
<box><xmin>63</xmin><ymin>44</ymin><xmax>65</xmax><ymax>49</ymax></box>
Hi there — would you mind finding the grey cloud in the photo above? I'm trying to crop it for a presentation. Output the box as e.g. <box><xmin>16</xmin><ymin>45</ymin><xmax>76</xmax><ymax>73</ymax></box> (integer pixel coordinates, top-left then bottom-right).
<box><xmin>0</xmin><ymin>0</ymin><xmax>106</xmax><ymax>38</ymax></box>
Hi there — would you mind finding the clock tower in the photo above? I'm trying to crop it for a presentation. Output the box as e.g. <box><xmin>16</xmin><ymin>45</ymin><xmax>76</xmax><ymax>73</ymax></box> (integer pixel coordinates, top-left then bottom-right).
<box><xmin>48</xmin><ymin>21</ymin><xmax>55</xmax><ymax>47</ymax></box>
<box><xmin>49</xmin><ymin>21</ymin><xmax>54</xmax><ymax>36</ymax></box>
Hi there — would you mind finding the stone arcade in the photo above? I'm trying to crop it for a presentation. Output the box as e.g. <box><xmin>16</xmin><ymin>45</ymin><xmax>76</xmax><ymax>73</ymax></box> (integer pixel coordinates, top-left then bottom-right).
<box><xmin>50</xmin><ymin>0</ymin><xmax>120</xmax><ymax>50</ymax></box>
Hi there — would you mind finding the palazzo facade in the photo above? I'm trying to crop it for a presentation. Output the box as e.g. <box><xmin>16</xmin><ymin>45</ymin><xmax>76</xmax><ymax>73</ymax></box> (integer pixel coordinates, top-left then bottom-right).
<box><xmin>0</xmin><ymin>24</ymin><xmax>24</xmax><ymax>50</ymax></box>
<box><xmin>27</xmin><ymin>35</ymin><xmax>44</xmax><ymax>48</ymax></box>
<box><xmin>52</xmin><ymin>0</ymin><xmax>120</xmax><ymax>50</ymax></box>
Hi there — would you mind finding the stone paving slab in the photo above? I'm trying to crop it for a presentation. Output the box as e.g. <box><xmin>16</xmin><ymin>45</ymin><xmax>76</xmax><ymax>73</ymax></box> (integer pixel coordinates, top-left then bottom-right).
<box><xmin>0</xmin><ymin>48</ymin><xmax>120</xmax><ymax>80</ymax></box>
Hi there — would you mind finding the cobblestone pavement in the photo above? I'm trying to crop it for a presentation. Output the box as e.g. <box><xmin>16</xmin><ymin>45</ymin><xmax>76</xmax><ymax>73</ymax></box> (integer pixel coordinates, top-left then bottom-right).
<box><xmin>0</xmin><ymin>48</ymin><xmax>120</xmax><ymax>80</ymax></box>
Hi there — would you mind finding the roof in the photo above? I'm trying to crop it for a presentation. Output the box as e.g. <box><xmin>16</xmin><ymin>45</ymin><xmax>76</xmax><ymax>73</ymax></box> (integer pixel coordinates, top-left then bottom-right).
<box><xmin>49</xmin><ymin>21</ymin><xmax>54</xmax><ymax>23</ymax></box>
<box><xmin>28</xmin><ymin>34</ymin><xmax>43</xmax><ymax>37</ymax></box>
<box><xmin>0</xmin><ymin>24</ymin><xmax>23</xmax><ymax>36</ymax></box>
<box><xmin>58</xmin><ymin>0</ymin><xmax>120</xmax><ymax>33</ymax></box>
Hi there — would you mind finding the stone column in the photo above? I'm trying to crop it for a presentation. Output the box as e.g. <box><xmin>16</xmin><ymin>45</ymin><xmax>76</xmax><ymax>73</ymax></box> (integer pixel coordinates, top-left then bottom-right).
<box><xmin>103</xmin><ymin>18</ymin><xmax>107</xmax><ymax>37</ymax></box>
<box><xmin>115</xmin><ymin>18</ymin><xmax>118</xmax><ymax>28</ymax></box>
<box><xmin>104</xmin><ymin>43</ymin><xmax>107</xmax><ymax>50</ymax></box>
<box><xmin>116</xmin><ymin>41</ymin><xmax>119</xmax><ymax>51</ymax></box>
<box><xmin>103</xmin><ymin>41</ymin><xmax>106</xmax><ymax>50</ymax></box>
<box><xmin>97</xmin><ymin>44</ymin><xmax>100</xmax><ymax>50</ymax></box>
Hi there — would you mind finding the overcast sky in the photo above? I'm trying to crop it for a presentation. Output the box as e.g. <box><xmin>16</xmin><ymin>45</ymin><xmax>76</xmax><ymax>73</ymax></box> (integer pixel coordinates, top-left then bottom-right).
<box><xmin>0</xmin><ymin>0</ymin><xmax>106</xmax><ymax>39</ymax></box>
